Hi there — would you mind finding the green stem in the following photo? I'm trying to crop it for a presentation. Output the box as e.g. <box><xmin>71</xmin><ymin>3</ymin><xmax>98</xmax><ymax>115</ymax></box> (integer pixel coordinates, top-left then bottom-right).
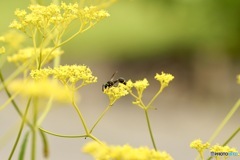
<box><xmin>147</xmin><ymin>86</ymin><xmax>163</xmax><ymax>109</ymax></box>
<box><xmin>0</xmin><ymin>70</ymin><xmax>33</xmax><ymax>130</ymax></box>
<box><xmin>222</xmin><ymin>127</ymin><xmax>240</xmax><ymax>146</ymax></box>
<box><xmin>8</xmin><ymin>98</ymin><xmax>32</xmax><ymax>160</ymax></box>
<box><xmin>90</xmin><ymin>104</ymin><xmax>112</xmax><ymax>134</ymax></box>
<box><xmin>88</xmin><ymin>134</ymin><xmax>103</xmax><ymax>144</ymax></box>
<box><xmin>39</xmin><ymin>127</ymin><xmax>87</xmax><ymax>138</ymax></box>
<box><xmin>208</xmin><ymin>99</ymin><xmax>240</xmax><ymax>143</ymax></box>
<box><xmin>31</xmin><ymin>98</ymin><xmax>38</xmax><ymax>160</ymax></box>
<box><xmin>72</xmin><ymin>97</ymin><xmax>89</xmax><ymax>134</ymax></box>
<box><xmin>144</xmin><ymin>109</ymin><xmax>157</xmax><ymax>151</ymax></box>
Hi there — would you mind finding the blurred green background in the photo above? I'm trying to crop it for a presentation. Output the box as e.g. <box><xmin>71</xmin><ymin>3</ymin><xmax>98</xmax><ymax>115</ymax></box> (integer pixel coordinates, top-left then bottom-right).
<box><xmin>1</xmin><ymin>0</ymin><xmax>240</xmax><ymax>159</ymax></box>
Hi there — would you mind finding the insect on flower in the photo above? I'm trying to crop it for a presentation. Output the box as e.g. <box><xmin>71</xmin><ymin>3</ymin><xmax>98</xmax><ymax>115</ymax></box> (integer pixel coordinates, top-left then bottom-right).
<box><xmin>102</xmin><ymin>71</ymin><xmax>127</xmax><ymax>91</ymax></box>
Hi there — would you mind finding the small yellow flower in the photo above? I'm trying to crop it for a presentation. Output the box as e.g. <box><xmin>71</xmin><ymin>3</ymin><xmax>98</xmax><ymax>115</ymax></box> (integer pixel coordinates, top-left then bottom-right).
<box><xmin>0</xmin><ymin>46</ymin><xmax>5</xmax><ymax>54</ymax></box>
<box><xmin>104</xmin><ymin>83</ymin><xmax>129</xmax><ymax>105</ymax></box>
<box><xmin>190</xmin><ymin>139</ymin><xmax>210</xmax><ymax>159</ymax></box>
<box><xmin>190</xmin><ymin>139</ymin><xmax>210</xmax><ymax>151</ymax></box>
<box><xmin>52</xmin><ymin>65</ymin><xmax>97</xmax><ymax>88</ymax></box>
<box><xmin>83</xmin><ymin>141</ymin><xmax>173</xmax><ymax>160</ymax></box>
<box><xmin>78</xmin><ymin>6</ymin><xmax>110</xmax><ymax>24</ymax></box>
<box><xmin>9</xmin><ymin>79</ymin><xmax>72</xmax><ymax>103</ymax></box>
<box><xmin>155</xmin><ymin>72</ymin><xmax>174</xmax><ymax>89</ymax></box>
<box><xmin>2</xmin><ymin>30</ymin><xmax>26</xmax><ymax>49</ymax></box>
<box><xmin>133</xmin><ymin>78</ymin><xmax>149</xmax><ymax>95</ymax></box>
<box><xmin>30</xmin><ymin>68</ymin><xmax>52</xmax><ymax>81</ymax></box>
<box><xmin>210</xmin><ymin>144</ymin><xmax>238</xmax><ymax>153</ymax></box>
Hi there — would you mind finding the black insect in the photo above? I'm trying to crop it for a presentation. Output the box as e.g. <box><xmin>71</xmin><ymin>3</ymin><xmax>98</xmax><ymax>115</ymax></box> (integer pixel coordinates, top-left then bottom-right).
<box><xmin>102</xmin><ymin>72</ymin><xmax>126</xmax><ymax>91</ymax></box>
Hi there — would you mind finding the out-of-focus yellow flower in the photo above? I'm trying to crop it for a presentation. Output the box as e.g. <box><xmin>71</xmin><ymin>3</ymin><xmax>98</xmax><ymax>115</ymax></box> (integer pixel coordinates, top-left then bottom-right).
<box><xmin>210</xmin><ymin>144</ymin><xmax>238</xmax><ymax>153</ymax></box>
<box><xmin>0</xmin><ymin>36</ymin><xmax>5</xmax><ymax>42</ymax></box>
<box><xmin>52</xmin><ymin>65</ymin><xmax>97</xmax><ymax>88</ymax></box>
<box><xmin>155</xmin><ymin>72</ymin><xmax>174</xmax><ymax>89</ymax></box>
<box><xmin>190</xmin><ymin>139</ymin><xmax>210</xmax><ymax>151</ymax></box>
<box><xmin>78</xmin><ymin>6</ymin><xmax>110</xmax><ymax>24</ymax></box>
<box><xmin>2</xmin><ymin>30</ymin><xmax>26</xmax><ymax>49</ymax></box>
<box><xmin>83</xmin><ymin>141</ymin><xmax>173</xmax><ymax>160</ymax></box>
<box><xmin>9</xmin><ymin>79</ymin><xmax>72</xmax><ymax>103</ymax></box>
<box><xmin>0</xmin><ymin>46</ymin><xmax>5</xmax><ymax>54</ymax></box>
<box><xmin>7</xmin><ymin>47</ymin><xmax>63</xmax><ymax>66</ymax></box>
<box><xmin>103</xmin><ymin>83</ymin><xmax>129</xmax><ymax>105</ymax></box>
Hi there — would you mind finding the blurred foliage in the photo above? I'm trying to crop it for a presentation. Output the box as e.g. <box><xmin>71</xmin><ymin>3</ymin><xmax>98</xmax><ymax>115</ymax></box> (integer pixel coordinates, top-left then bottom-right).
<box><xmin>1</xmin><ymin>0</ymin><xmax>240</xmax><ymax>60</ymax></box>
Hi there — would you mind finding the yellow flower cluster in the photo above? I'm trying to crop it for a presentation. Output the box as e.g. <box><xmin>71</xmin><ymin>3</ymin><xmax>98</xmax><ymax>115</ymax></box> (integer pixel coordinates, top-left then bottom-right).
<box><xmin>133</xmin><ymin>78</ymin><xmax>149</xmax><ymax>95</ymax></box>
<box><xmin>9</xmin><ymin>2</ymin><xmax>109</xmax><ymax>34</ymax></box>
<box><xmin>190</xmin><ymin>139</ymin><xmax>210</xmax><ymax>152</ymax></box>
<box><xmin>104</xmin><ymin>83</ymin><xmax>129</xmax><ymax>105</ymax></box>
<box><xmin>52</xmin><ymin>65</ymin><xmax>97</xmax><ymax>85</ymax></box>
<box><xmin>79</xmin><ymin>6</ymin><xmax>110</xmax><ymax>24</ymax></box>
<box><xmin>83</xmin><ymin>141</ymin><xmax>173</xmax><ymax>160</ymax></box>
<box><xmin>155</xmin><ymin>72</ymin><xmax>174</xmax><ymax>89</ymax></box>
<box><xmin>7</xmin><ymin>47</ymin><xmax>63</xmax><ymax>66</ymax></box>
<box><xmin>9</xmin><ymin>79</ymin><xmax>72</xmax><ymax>102</ymax></box>
<box><xmin>30</xmin><ymin>68</ymin><xmax>52</xmax><ymax>81</ymax></box>
<box><xmin>30</xmin><ymin>65</ymin><xmax>97</xmax><ymax>89</ymax></box>
<box><xmin>2</xmin><ymin>30</ymin><xmax>26</xmax><ymax>49</ymax></box>
<box><xmin>210</xmin><ymin>144</ymin><xmax>238</xmax><ymax>153</ymax></box>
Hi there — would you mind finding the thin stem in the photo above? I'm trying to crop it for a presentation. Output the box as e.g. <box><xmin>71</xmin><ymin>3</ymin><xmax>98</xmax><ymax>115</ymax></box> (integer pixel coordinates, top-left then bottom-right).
<box><xmin>90</xmin><ymin>104</ymin><xmax>112</xmax><ymax>133</ymax></box>
<box><xmin>88</xmin><ymin>134</ymin><xmax>103</xmax><ymax>144</ymax></box>
<box><xmin>208</xmin><ymin>99</ymin><xmax>240</xmax><ymax>143</ymax></box>
<box><xmin>222</xmin><ymin>127</ymin><xmax>240</xmax><ymax>146</ymax></box>
<box><xmin>147</xmin><ymin>86</ymin><xmax>163</xmax><ymax>109</ymax></box>
<box><xmin>72</xmin><ymin>97</ymin><xmax>89</xmax><ymax>134</ymax></box>
<box><xmin>8</xmin><ymin>98</ymin><xmax>32</xmax><ymax>160</ymax></box>
<box><xmin>0</xmin><ymin>70</ymin><xmax>33</xmax><ymax>130</ymax></box>
<box><xmin>37</xmin><ymin>97</ymin><xmax>53</xmax><ymax>126</ymax></box>
<box><xmin>144</xmin><ymin>109</ymin><xmax>157</xmax><ymax>151</ymax></box>
<box><xmin>31</xmin><ymin>98</ymin><xmax>38</xmax><ymax>160</ymax></box>
<box><xmin>39</xmin><ymin>127</ymin><xmax>87</xmax><ymax>138</ymax></box>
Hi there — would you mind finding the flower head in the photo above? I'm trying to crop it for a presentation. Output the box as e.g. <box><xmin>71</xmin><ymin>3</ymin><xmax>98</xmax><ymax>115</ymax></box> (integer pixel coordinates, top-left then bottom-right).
<box><xmin>210</xmin><ymin>144</ymin><xmax>238</xmax><ymax>153</ymax></box>
<box><xmin>9</xmin><ymin>79</ymin><xmax>72</xmax><ymax>103</ymax></box>
<box><xmin>104</xmin><ymin>83</ymin><xmax>129</xmax><ymax>105</ymax></box>
<box><xmin>78</xmin><ymin>6</ymin><xmax>110</xmax><ymax>24</ymax></box>
<box><xmin>52</xmin><ymin>65</ymin><xmax>97</xmax><ymax>89</ymax></box>
<box><xmin>190</xmin><ymin>139</ymin><xmax>210</xmax><ymax>156</ymax></box>
<box><xmin>83</xmin><ymin>141</ymin><xmax>173</xmax><ymax>160</ymax></box>
<box><xmin>133</xmin><ymin>78</ymin><xmax>149</xmax><ymax>95</ymax></box>
<box><xmin>30</xmin><ymin>68</ymin><xmax>52</xmax><ymax>81</ymax></box>
<box><xmin>155</xmin><ymin>72</ymin><xmax>174</xmax><ymax>89</ymax></box>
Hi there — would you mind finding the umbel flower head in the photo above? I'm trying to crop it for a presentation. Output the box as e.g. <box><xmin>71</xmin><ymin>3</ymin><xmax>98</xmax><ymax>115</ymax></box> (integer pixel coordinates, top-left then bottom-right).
<box><xmin>9</xmin><ymin>2</ymin><xmax>110</xmax><ymax>35</ymax></box>
<box><xmin>190</xmin><ymin>139</ymin><xmax>210</xmax><ymax>158</ymax></box>
<box><xmin>52</xmin><ymin>65</ymin><xmax>97</xmax><ymax>84</ymax></box>
<box><xmin>9</xmin><ymin>79</ymin><xmax>72</xmax><ymax>103</ymax></box>
<box><xmin>210</xmin><ymin>144</ymin><xmax>238</xmax><ymax>154</ymax></box>
<box><xmin>155</xmin><ymin>72</ymin><xmax>174</xmax><ymax>89</ymax></box>
<box><xmin>83</xmin><ymin>141</ymin><xmax>173</xmax><ymax>160</ymax></box>
<box><xmin>104</xmin><ymin>83</ymin><xmax>129</xmax><ymax>105</ymax></box>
